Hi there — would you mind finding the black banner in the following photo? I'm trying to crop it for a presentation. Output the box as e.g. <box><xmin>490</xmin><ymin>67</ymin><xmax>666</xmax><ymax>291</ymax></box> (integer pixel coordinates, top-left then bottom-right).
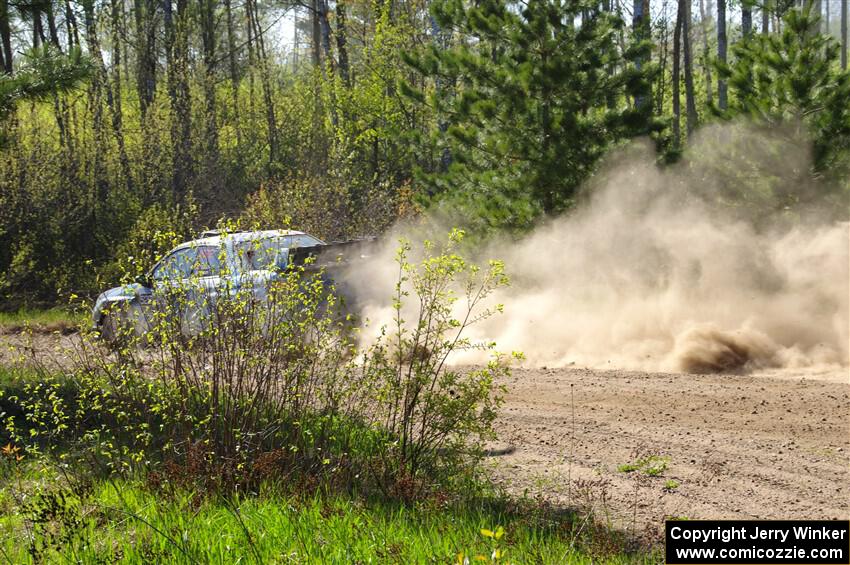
<box><xmin>666</xmin><ymin>520</ymin><xmax>850</xmax><ymax>564</ymax></box>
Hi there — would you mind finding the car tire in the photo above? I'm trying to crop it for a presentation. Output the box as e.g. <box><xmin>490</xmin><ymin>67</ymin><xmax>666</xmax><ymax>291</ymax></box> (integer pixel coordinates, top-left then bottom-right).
<box><xmin>99</xmin><ymin>311</ymin><xmax>119</xmax><ymax>344</ymax></box>
<box><xmin>99</xmin><ymin>301</ymin><xmax>145</xmax><ymax>348</ymax></box>
<box><xmin>180</xmin><ymin>303</ymin><xmax>206</xmax><ymax>338</ymax></box>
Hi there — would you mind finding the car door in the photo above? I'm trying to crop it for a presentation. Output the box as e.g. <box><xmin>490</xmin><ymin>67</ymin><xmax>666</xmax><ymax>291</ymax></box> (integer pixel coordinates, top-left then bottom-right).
<box><xmin>192</xmin><ymin>245</ymin><xmax>224</xmax><ymax>314</ymax></box>
<box><xmin>150</xmin><ymin>247</ymin><xmax>199</xmax><ymax>333</ymax></box>
<box><xmin>234</xmin><ymin>237</ymin><xmax>282</xmax><ymax>301</ymax></box>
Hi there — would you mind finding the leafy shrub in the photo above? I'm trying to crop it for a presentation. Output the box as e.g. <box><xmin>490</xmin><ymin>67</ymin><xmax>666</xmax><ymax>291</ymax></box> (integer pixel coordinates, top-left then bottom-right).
<box><xmin>99</xmin><ymin>200</ymin><xmax>199</xmax><ymax>285</ymax></box>
<box><xmin>364</xmin><ymin>229</ymin><xmax>513</xmax><ymax>493</ymax></box>
<box><xmin>6</xmin><ymin>231</ymin><xmax>512</xmax><ymax>500</ymax></box>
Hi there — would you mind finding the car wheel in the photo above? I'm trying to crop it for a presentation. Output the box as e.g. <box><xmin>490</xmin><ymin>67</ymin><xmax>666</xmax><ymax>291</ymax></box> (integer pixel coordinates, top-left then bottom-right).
<box><xmin>99</xmin><ymin>301</ymin><xmax>145</xmax><ymax>348</ymax></box>
<box><xmin>180</xmin><ymin>303</ymin><xmax>206</xmax><ymax>338</ymax></box>
<box><xmin>99</xmin><ymin>311</ymin><xmax>119</xmax><ymax>344</ymax></box>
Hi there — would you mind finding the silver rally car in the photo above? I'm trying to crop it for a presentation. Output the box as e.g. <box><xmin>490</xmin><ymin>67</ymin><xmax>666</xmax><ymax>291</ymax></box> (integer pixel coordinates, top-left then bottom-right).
<box><xmin>91</xmin><ymin>229</ymin><xmax>346</xmax><ymax>340</ymax></box>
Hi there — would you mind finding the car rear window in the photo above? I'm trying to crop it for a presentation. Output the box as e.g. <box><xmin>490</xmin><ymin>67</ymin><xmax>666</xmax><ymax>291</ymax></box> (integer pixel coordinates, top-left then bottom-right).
<box><xmin>279</xmin><ymin>234</ymin><xmax>323</xmax><ymax>248</ymax></box>
<box><xmin>236</xmin><ymin>235</ymin><xmax>323</xmax><ymax>272</ymax></box>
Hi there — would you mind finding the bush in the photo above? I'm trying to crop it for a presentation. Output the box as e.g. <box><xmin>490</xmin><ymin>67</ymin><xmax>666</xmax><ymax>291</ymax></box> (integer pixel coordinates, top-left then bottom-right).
<box><xmin>5</xmin><ymin>231</ymin><xmax>512</xmax><ymax>499</ymax></box>
<box><xmin>363</xmin><ymin>229</ymin><xmax>513</xmax><ymax>494</ymax></box>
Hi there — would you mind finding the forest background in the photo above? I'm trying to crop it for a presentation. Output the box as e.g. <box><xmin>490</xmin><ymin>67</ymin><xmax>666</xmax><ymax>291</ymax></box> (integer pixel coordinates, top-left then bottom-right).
<box><xmin>0</xmin><ymin>0</ymin><xmax>848</xmax><ymax>307</ymax></box>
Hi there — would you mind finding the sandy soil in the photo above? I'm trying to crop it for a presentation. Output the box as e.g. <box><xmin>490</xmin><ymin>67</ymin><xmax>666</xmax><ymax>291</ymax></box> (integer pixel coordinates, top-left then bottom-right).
<box><xmin>487</xmin><ymin>366</ymin><xmax>850</xmax><ymax>540</ymax></box>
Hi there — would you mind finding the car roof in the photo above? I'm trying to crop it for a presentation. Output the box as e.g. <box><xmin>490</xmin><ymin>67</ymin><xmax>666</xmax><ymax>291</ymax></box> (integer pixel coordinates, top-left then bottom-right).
<box><xmin>172</xmin><ymin>230</ymin><xmax>319</xmax><ymax>251</ymax></box>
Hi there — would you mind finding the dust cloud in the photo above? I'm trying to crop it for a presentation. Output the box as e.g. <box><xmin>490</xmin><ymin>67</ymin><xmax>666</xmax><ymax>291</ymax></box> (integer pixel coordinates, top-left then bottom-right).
<box><xmin>345</xmin><ymin>125</ymin><xmax>850</xmax><ymax>375</ymax></box>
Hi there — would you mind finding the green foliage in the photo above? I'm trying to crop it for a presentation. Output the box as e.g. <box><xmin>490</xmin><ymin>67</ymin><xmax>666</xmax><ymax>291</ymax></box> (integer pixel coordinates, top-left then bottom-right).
<box><xmin>0</xmin><ymin>307</ymin><xmax>82</xmax><ymax>331</ymax></box>
<box><xmin>102</xmin><ymin>199</ymin><xmax>199</xmax><ymax>284</ymax></box>
<box><xmin>404</xmin><ymin>0</ymin><xmax>660</xmax><ymax>233</ymax></box>
<box><xmin>364</xmin><ymin>229</ymin><xmax>513</xmax><ymax>492</ymax></box>
<box><xmin>0</xmin><ymin>476</ymin><xmax>649</xmax><ymax>563</ymax></box>
<box><xmin>720</xmin><ymin>6</ymin><xmax>850</xmax><ymax>201</ymax></box>
<box><xmin>617</xmin><ymin>455</ymin><xmax>669</xmax><ymax>477</ymax></box>
<box><xmin>0</xmin><ymin>2</ymin><xmax>425</xmax><ymax>307</ymax></box>
<box><xmin>0</xmin><ymin>46</ymin><xmax>91</xmax><ymax>123</ymax></box>
<box><xmin>0</xmin><ymin>367</ymin><xmax>81</xmax><ymax>448</ymax></box>
<box><xmin>242</xmin><ymin>172</ymin><xmax>409</xmax><ymax>242</ymax></box>
<box><xmin>6</xmin><ymin>232</ymin><xmax>511</xmax><ymax>499</ymax></box>
<box><xmin>74</xmin><ymin>253</ymin><xmax>367</xmax><ymax>484</ymax></box>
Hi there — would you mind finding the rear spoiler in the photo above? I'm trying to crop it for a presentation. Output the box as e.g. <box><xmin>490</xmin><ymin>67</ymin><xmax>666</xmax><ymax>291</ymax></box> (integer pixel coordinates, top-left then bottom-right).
<box><xmin>288</xmin><ymin>237</ymin><xmax>378</xmax><ymax>270</ymax></box>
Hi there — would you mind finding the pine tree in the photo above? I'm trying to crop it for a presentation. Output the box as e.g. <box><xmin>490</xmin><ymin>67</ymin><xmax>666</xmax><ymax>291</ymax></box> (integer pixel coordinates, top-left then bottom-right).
<box><xmin>724</xmin><ymin>6</ymin><xmax>850</xmax><ymax>190</ymax></box>
<box><xmin>0</xmin><ymin>46</ymin><xmax>90</xmax><ymax>144</ymax></box>
<box><xmin>402</xmin><ymin>0</ymin><xmax>658</xmax><ymax>232</ymax></box>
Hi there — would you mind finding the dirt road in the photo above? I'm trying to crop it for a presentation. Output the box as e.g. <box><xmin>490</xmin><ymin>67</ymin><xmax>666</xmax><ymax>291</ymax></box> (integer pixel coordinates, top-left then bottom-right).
<box><xmin>488</xmin><ymin>366</ymin><xmax>850</xmax><ymax>539</ymax></box>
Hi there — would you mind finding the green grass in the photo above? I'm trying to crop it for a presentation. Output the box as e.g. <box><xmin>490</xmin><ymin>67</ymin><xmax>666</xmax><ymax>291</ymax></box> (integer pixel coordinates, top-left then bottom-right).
<box><xmin>0</xmin><ymin>470</ymin><xmax>658</xmax><ymax>564</ymax></box>
<box><xmin>0</xmin><ymin>307</ymin><xmax>84</xmax><ymax>333</ymax></box>
<box><xmin>617</xmin><ymin>456</ymin><xmax>669</xmax><ymax>477</ymax></box>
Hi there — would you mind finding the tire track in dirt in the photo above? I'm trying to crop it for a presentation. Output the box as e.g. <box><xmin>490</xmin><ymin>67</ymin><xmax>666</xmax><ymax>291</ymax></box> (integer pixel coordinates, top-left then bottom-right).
<box><xmin>489</xmin><ymin>367</ymin><xmax>850</xmax><ymax>539</ymax></box>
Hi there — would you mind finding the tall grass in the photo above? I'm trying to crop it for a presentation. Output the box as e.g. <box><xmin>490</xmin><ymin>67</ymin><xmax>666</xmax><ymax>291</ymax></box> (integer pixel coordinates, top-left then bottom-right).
<box><xmin>0</xmin><ymin>308</ymin><xmax>83</xmax><ymax>333</ymax></box>
<box><xmin>0</xmin><ymin>472</ymin><xmax>656</xmax><ymax>563</ymax></box>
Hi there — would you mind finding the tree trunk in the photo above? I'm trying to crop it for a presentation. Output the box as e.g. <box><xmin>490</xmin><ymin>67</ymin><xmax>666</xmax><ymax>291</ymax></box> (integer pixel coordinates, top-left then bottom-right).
<box><xmin>742</xmin><ymin>1</ymin><xmax>752</xmax><ymax>36</ymax></box>
<box><xmin>64</xmin><ymin>0</ymin><xmax>79</xmax><ymax>149</ymax></box>
<box><xmin>46</xmin><ymin>4</ymin><xmax>61</xmax><ymax>48</ymax></box>
<box><xmin>0</xmin><ymin>0</ymin><xmax>12</xmax><ymax>73</ymax></box>
<box><xmin>317</xmin><ymin>0</ymin><xmax>333</xmax><ymax>70</ymax></box>
<box><xmin>134</xmin><ymin>0</ymin><xmax>157</xmax><ymax>118</ymax></box>
<box><xmin>109</xmin><ymin>4</ymin><xmax>131</xmax><ymax>192</ymax></box>
<box><xmin>683</xmin><ymin>0</ymin><xmax>697</xmax><ymax>135</ymax></box>
<box><xmin>842</xmin><ymin>0</ymin><xmax>847</xmax><ymax>69</ymax></box>
<box><xmin>312</xmin><ymin>0</ymin><xmax>321</xmax><ymax>66</ymax></box>
<box><xmin>672</xmin><ymin>0</ymin><xmax>682</xmax><ymax>149</ymax></box>
<box><xmin>826</xmin><ymin>0</ymin><xmax>830</xmax><ymax>35</ymax></box>
<box><xmin>655</xmin><ymin>1</ymin><xmax>669</xmax><ymax>114</ymax></box>
<box><xmin>717</xmin><ymin>0</ymin><xmax>727</xmax><ymax>110</ymax></box>
<box><xmin>165</xmin><ymin>0</ymin><xmax>193</xmax><ymax>201</ymax></box>
<box><xmin>605</xmin><ymin>0</ymin><xmax>617</xmax><ymax>108</ymax></box>
<box><xmin>245</xmin><ymin>0</ymin><xmax>256</xmax><ymax>118</ymax></box>
<box><xmin>64</xmin><ymin>0</ymin><xmax>80</xmax><ymax>49</ymax></box>
<box><xmin>698</xmin><ymin>0</ymin><xmax>713</xmax><ymax>105</ymax></box>
<box><xmin>224</xmin><ymin>0</ymin><xmax>241</xmax><ymax>145</ymax></box>
<box><xmin>46</xmin><ymin>6</ymin><xmax>67</xmax><ymax>148</ymax></box>
<box><xmin>337</xmin><ymin>0</ymin><xmax>351</xmax><ymax>87</ymax></box>
<box><xmin>200</xmin><ymin>0</ymin><xmax>219</xmax><ymax>161</ymax></box>
<box><xmin>247</xmin><ymin>0</ymin><xmax>278</xmax><ymax>162</ymax></box>
<box><xmin>632</xmin><ymin>0</ymin><xmax>652</xmax><ymax>111</ymax></box>
<box><xmin>33</xmin><ymin>10</ymin><xmax>43</xmax><ymax>48</ymax></box>
<box><xmin>82</xmin><ymin>0</ymin><xmax>133</xmax><ymax>193</ymax></box>
<box><xmin>79</xmin><ymin>0</ymin><xmax>108</xmax><ymax>209</ymax></box>
<box><xmin>762</xmin><ymin>2</ymin><xmax>769</xmax><ymax>34</ymax></box>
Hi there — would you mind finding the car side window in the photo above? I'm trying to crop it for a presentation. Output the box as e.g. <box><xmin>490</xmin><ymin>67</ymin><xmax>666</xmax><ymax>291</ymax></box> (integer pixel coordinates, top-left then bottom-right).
<box><xmin>194</xmin><ymin>246</ymin><xmax>222</xmax><ymax>277</ymax></box>
<box><xmin>152</xmin><ymin>248</ymin><xmax>197</xmax><ymax>281</ymax></box>
<box><xmin>236</xmin><ymin>239</ymin><xmax>279</xmax><ymax>272</ymax></box>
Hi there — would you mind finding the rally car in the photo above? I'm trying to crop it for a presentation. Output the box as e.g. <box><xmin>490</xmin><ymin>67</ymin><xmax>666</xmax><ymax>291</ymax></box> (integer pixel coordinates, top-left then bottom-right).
<box><xmin>92</xmin><ymin>229</ymin><xmax>370</xmax><ymax>341</ymax></box>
